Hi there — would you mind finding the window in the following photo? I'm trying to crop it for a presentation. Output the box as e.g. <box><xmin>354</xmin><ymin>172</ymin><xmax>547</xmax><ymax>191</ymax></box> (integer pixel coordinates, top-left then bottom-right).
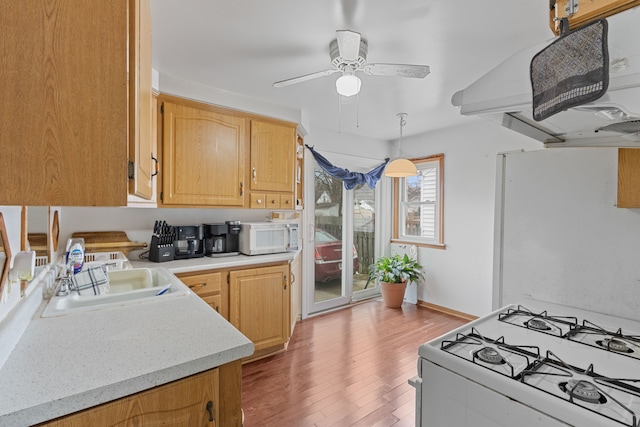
<box><xmin>393</xmin><ymin>154</ymin><xmax>444</xmax><ymax>248</ymax></box>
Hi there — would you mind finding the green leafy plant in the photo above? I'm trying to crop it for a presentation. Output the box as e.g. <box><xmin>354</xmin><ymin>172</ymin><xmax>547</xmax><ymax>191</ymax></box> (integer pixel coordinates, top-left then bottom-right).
<box><xmin>368</xmin><ymin>254</ymin><xmax>424</xmax><ymax>284</ymax></box>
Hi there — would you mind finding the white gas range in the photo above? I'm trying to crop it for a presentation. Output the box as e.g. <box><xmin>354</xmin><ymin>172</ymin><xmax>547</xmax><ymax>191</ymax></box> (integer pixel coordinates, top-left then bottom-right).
<box><xmin>410</xmin><ymin>299</ymin><xmax>640</xmax><ymax>427</ymax></box>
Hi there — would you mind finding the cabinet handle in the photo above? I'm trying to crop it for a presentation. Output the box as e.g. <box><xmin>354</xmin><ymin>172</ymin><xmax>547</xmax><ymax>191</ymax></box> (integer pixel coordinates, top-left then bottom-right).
<box><xmin>284</xmin><ymin>275</ymin><xmax>287</xmax><ymax>290</ymax></box>
<box><xmin>252</xmin><ymin>167</ymin><xmax>257</xmax><ymax>181</ymax></box>
<box><xmin>257</xmin><ymin>198</ymin><xmax>263</xmax><ymax>204</ymax></box>
<box><xmin>206</xmin><ymin>400</ymin><xmax>214</xmax><ymax>422</ymax></box>
<box><xmin>240</xmin><ymin>181</ymin><xmax>243</xmax><ymax>196</ymax></box>
<box><xmin>188</xmin><ymin>283</ymin><xmax>208</xmax><ymax>289</ymax></box>
<box><xmin>291</xmin><ymin>273</ymin><xmax>296</xmax><ymax>284</ymax></box>
<box><xmin>215</xmin><ymin>305</ymin><xmax>219</xmax><ymax>312</ymax></box>
<box><xmin>151</xmin><ymin>155</ymin><xmax>159</xmax><ymax>177</ymax></box>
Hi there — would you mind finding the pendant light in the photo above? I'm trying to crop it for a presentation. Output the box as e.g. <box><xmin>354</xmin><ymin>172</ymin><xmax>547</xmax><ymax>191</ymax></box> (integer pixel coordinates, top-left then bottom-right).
<box><xmin>385</xmin><ymin>113</ymin><xmax>418</xmax><ymax>177</ymax></box>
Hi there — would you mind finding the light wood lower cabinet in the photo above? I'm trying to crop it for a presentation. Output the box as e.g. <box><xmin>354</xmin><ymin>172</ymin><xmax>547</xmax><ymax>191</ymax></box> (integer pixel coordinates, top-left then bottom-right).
<box><xmin>289</xmin><ymin>252</ymin><xmax>302</xmax><ymax>335</ymax></box>
<box><xmin>178</xmin><ymin>270</ymin><xmax>228</xmax><ymax>320</ymax></box>
<box><xmin>178</xmin><ymin>263</ymin><xmax>293</xmax><ymax>360</ymax></box>
<box><xmin>229</xmin><ymin>264</ymin><xmax>291</xmax><ymax>355</ymax></box>
<box><xmin>38</xmin><ymin>362</ymin><xmax>243</xmax><ymax>427</ymax></box>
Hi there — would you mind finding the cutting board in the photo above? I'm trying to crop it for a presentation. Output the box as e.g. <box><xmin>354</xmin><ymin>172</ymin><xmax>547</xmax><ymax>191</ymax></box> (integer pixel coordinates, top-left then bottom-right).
<box><xmin>71</xmin><ymin>231</ymin><xmax>147</xmax><ymax>256</ymax></box>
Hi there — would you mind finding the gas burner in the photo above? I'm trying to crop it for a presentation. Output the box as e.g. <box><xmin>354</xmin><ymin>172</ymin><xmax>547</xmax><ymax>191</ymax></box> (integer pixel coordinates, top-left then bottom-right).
<box><xmin>597</xmin><ymin>338</ymin><xmax>634</xmax><ymax>354</ymax></box>
<box><xmin>560</xmin><ymin>380</ymin><xmax>607</xmax><ymax>404</ymax></box>
<box><xmin>440</xmin><ymin>327</ymin><xmax>540</xmax><ymax>379</ymax></box>
<box><xmin>498</xmin><ymin>305</ymin><xmax>577</xmax><ymax>337</ymax></box>
<box><xmin>475</xmin><ymin>347</ymin><xmax>505</xmax><ymax>365</ymax></box>
<box><xmin>526</xmin><ymin>318</ymin><xmax>552</xmax><ymax>331</ymax></box>
<box><xmin>567</xmin><ymin>321</ymin><xmax>640</xmax><ymax>360</ymax></box>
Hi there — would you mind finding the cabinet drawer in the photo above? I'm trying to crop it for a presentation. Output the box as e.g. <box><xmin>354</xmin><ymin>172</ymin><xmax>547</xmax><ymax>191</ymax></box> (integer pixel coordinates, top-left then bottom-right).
<box><xmin>250</xmin><ymin>192</ymin><xmax>266</xmax><ymax>208</ymax></box>
<box><xmin>265</xmin><ymin>193</ymin><xmax>281</xmax><ymax>208</ymax></box>
<box><xmin>179</xmin><ymin>272</ymin><xmax>222</xmax><ymax>298</ymax></box>
<box><xmin>280</xmin><ymin>194</ymin><xmax>294</xmax><ymax>209</ymax></box>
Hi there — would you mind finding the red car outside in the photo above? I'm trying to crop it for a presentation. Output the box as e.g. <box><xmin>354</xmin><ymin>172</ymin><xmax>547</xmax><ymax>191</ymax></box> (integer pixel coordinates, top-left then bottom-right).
<box><xmin>314</xmin><ymin>229</ymin><xmax>359</xmax><ymax>282</ymax></box>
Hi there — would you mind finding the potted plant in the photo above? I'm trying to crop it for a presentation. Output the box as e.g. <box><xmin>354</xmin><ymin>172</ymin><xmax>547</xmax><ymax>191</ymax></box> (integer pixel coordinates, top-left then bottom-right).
<box><xmin>368</xmin><ymin>254</ymin><xmax>424</xmax><ymax>308</ymax></box>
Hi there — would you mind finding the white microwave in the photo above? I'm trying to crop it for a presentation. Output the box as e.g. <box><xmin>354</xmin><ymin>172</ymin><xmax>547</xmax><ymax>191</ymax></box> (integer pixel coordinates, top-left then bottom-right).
<box><xmin>238</xmin><ymin>222</ymin><xmax>298</xmax><ymax>255</ymax></box>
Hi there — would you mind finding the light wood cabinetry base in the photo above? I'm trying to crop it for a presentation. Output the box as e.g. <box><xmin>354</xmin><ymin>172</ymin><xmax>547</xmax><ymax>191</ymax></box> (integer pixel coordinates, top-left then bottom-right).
<box><xmin>37</xmin><ymin>361</ymin><xmax>243</xmax><ymax>427</ymax></box>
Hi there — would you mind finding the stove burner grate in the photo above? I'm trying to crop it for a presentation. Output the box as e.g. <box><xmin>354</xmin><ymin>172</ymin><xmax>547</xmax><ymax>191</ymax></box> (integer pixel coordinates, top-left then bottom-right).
<box><xmin>498</xmin><ymin>305</ymin><xmax>577</xmax><ymax>337</ymax></box>
<box><xmin>567</xmin><ymin>320</ymin><xmax>640</xmax><ymax>359</ymax></box>
<box><xmin>560</xmin><ymin>380</ymin><xmax>607</xmax><ymax>404</ymax></box>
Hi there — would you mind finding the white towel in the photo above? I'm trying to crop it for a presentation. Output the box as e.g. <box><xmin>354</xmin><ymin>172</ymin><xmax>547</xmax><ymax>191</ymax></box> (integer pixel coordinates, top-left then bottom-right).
<box><xmin>72</xmin><ymin>266</ymin><xmax>110</xmax><ymax>295</ymax></box>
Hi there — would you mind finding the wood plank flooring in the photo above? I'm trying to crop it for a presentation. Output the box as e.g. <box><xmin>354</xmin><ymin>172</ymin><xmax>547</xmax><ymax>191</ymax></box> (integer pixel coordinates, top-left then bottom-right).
<box><xmin>241</xmin><ymin>299</ymin><xmax>469</xmax><ymax>426</ymax></box>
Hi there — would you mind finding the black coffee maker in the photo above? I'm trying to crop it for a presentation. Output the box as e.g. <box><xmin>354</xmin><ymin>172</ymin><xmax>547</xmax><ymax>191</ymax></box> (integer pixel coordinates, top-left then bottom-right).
<box><xmin>204</xmin><ymin>221</ymin><xmax>240</xmax><ymax>257</ymax></box>
<box><xmin>173</xmin><ymin>225</ymin><xmax>205</xmax><ymax>259</ymax></box>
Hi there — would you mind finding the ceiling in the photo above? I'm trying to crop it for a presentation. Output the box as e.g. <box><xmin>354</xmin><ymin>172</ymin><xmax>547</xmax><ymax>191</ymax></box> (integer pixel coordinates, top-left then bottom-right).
<box><xmin>150</xmin><ymin>0</ymin><xmax>553</xmax><ymax>141</ymax></box>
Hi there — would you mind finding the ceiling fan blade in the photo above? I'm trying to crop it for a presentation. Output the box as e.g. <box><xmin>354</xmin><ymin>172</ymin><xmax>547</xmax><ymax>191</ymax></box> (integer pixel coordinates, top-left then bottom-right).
<box><xmin>363</xmin><ymin>63</ymin><xmax>430</xmax><ymax>79</ymax></box>
<box><xmin>335</xmin><ymin>30</ymin><xmax>361</xmax><ymax>61</ymax></box>
<box><xmin>273</xmin><ymin>69</ymin><xmax>340</xmax><ymax>88</ymax></box>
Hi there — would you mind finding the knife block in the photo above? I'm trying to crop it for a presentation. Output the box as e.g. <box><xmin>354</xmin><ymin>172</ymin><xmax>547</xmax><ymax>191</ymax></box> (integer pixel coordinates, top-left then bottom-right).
<box><xmin>149</xmin><ymin>236</ymin><xmax>175</xmax><ymax>263</ymax></box>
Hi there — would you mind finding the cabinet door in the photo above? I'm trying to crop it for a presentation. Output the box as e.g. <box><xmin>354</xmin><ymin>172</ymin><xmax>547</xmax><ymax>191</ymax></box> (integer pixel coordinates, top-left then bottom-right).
<box><xmin>229</xmin><ymin>264</ymin><xmax>290</xmax><ymax>351</ymax></box>
<box><xmin>290</xmin><ymin>253</ymin><xmax>302</xmax><ymax>335</ymax></box>
<box><xmin>128</xmin><ymin>0</ymin><xmax>155</xmax><ymax>200</ymax></box>
<box><xmin>618</xmin><ymin>148</ymin><xmax>640</xmax><ymax>208</ymax></box>
<box><xmin>40</xmin><ymin>369</ymin><xmax>219</xmax><ymax>426</ymax></box>
<box><xmin>178</xmin><ymin>271</ymin><xmax>227</xmax><ymax>319</ymax></box>
<box><xmin>162</xmin><ymin>99</ymin><xmax>247</xmax><ymax>206</ymax></box>
<box><xmin>250</xmin><ymin>120</ymin><xmax>296</xmax><ymax>192</ymax></box>
<box><xmin>0</xmin><ymin>1</ymin><xmax>128</xmax><ymax>206</ymax></box>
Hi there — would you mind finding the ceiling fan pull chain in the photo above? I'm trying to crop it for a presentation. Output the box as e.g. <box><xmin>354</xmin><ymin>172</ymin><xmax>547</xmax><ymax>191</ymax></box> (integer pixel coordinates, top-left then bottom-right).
<box><xmin>338</xmin><ymin>94</ymin><xmax>342</xmax><ymax>134</ymax></box>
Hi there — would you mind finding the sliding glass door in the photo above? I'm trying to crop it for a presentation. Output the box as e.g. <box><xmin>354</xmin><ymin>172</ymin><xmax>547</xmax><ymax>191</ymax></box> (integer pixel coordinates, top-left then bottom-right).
<box><xmin>309</xmin><ymin>161</ymin><xmax>379</xmax><ymax>315</ymax></box>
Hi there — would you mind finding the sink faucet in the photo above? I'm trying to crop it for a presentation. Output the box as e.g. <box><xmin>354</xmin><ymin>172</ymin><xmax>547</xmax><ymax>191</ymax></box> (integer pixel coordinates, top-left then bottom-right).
<box><xmin>57</xmin><ymin>260</ymin><xmax>78</xmax><ymax>296</ymax></box>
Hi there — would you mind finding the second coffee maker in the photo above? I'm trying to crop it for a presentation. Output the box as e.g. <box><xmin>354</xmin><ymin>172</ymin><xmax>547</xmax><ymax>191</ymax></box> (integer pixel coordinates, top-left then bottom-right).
<box><xmin>204</xmin><ymin>220</ymin><xmax>241</xmax><ymax>257</ymax></box>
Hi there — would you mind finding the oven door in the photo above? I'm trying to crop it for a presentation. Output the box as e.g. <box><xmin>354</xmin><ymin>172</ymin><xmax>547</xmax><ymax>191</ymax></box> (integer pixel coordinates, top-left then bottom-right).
<box><xmin>418</xmin><ymin>359</ymin><xmax>571</xmax><ymax>427</ymax></box>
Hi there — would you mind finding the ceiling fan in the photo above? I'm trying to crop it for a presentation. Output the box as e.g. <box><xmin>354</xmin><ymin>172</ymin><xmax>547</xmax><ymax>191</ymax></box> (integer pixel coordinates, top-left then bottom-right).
<box><xmin>273</xmin><ymin>30</ymin><xmax>430</xmax><ymax>96</ymax></box>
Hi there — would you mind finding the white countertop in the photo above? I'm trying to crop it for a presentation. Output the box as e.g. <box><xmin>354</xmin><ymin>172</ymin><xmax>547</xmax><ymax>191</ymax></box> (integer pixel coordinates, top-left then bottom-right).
<box><xmin>0</xmin><ymin>269</ymin><xmax>254</xmax><ymax>426</ymax></box>
<box><xmin>129</xmin><ymin>250</ymin><xmax>299</xmax><ymax>273</ymax></box>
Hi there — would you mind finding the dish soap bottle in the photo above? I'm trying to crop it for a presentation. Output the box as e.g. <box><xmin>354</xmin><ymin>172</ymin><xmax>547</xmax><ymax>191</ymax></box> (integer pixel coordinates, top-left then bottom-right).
<box><xmin>65</xmin><ymin>238</ymin><xmax>85</xmax><ymax>274</ymax></box>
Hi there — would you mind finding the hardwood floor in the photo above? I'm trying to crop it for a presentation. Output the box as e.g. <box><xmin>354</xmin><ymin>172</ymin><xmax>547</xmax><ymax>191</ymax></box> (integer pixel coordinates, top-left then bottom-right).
<box><xmin>241</xmin><ymin>299</ymin><xmax>469</xmax><ymax>426</ymax></box>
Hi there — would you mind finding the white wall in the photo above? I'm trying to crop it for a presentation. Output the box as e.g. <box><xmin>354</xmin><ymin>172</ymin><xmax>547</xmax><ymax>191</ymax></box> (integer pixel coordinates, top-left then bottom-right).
<box><xmin>400</xmin><ymin>118</ymin><xmax>542</xmax><ymax>317</ymax></box>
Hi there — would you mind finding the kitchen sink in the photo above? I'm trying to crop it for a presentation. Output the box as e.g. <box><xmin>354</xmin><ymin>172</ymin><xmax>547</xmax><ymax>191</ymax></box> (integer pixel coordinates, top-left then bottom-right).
<box><xmin>41</xmin><ymin>267</ymin><xmax>189</xmax><ymax>318</ymax></box>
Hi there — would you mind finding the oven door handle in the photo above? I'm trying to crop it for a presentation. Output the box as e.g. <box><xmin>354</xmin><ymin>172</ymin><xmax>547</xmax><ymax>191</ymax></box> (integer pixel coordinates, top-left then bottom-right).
<box><xmin>408</xmin><ymin>376</ymin><xmax>422</xmax><ymax>427</ymax></box>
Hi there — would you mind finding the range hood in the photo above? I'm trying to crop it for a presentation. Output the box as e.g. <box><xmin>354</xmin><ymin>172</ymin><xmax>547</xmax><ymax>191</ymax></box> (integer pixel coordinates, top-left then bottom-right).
<box><xmin>451</xmin><ymin>6</ymin><xmax>640</xmax><ymax>147</ymax></box>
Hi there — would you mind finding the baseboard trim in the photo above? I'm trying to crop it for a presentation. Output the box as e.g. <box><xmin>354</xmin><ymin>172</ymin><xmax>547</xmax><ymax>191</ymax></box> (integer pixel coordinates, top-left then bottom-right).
<box><xmin>417</xmin><ymin>300</ymin><xmax>478</xmax><ymax>321</ymax></box>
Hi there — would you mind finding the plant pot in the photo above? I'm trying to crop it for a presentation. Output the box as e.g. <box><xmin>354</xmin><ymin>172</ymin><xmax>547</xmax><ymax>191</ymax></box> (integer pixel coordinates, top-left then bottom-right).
<box><xmin>380</xmin><ymin>281</ymin><xmax>407</xmax><ymax>308</ymax></box>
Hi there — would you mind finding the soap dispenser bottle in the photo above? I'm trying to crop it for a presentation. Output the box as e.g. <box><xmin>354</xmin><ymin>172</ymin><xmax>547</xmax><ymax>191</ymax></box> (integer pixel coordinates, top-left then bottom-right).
<box><xmin>65</xmin><ymin>238</ymin><xmax>85</xmax><ymax>274</ymax></box>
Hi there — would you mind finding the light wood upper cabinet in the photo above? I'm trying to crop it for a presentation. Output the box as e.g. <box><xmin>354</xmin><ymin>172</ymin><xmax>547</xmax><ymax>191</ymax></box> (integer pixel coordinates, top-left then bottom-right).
<box><xmin>160</xmin><ymin>97</ymin><xmax>248</xmax><ymax>207</ymax></box>
<box><xmin>295</xmin><ymin>134</ymin><xmax>305</xmax><ymax>209</ymax></box>
<box><xmin>0</xmin><ymin>1</ymin><xmax>131</xmax><ymax>206</ymax></box>
<box><xmin>250</xmin><ymin>119</ymin><xmax>296</xmax><ymax>193</ymax></box>
<box><xmin>229</xmin><ymin>264</ymin><xmax>290</xmax><ymax>353</ymax></box>
<box><xmin>549</xmin><ymin>0</ymin><xmax>640</xmax><ymax>34</ymax></box>
<box><xmin>617</xmin><ymin>148</ymin><xmax>640</xmax><ymax>208</ymax></box>
<box><xmin>1</xmin><ymin>0</ymin><xmax>153</xmax><ymax>206</ymax></box>
<box><xmin>128</xmin><ymin>0</ymin><xmax>155</xmax><ymax>201</ymax></box>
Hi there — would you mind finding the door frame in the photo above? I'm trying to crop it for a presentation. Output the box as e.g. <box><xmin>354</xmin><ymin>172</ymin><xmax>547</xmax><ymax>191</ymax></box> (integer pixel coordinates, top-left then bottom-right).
<box><xmin>301</xmin><ymin>150</ymin><xmax>385</xmax><ymax>318</ymax></box>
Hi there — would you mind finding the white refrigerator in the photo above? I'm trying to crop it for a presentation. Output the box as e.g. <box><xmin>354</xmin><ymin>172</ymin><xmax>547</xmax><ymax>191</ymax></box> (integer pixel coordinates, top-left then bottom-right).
<box><xmin>492</xmin><ymin>147</ymin><xmax>640</xmax><ymax>321</ymax></box>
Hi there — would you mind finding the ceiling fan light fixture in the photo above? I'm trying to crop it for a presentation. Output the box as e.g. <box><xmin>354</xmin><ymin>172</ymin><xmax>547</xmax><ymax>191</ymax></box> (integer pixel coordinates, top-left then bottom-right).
<box><xmin>336</xmin><ymin>74</ymin><xmax>361</xmax><ymax>97</ymax></box>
